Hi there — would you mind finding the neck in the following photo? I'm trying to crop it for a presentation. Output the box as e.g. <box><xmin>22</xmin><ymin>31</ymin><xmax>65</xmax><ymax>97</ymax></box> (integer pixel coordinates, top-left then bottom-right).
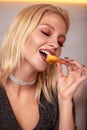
<box><xmin>9</xmin><ymin>74</ymin><xmax>37</xmax><ymax>87</ymax></box>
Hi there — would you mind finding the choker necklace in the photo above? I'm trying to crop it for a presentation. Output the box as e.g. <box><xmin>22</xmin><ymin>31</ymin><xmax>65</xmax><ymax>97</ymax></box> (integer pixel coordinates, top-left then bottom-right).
<box><xmin>9</xmin><ymin>74</ymin><xmax>37</xmax><ymax>86</ymax></box>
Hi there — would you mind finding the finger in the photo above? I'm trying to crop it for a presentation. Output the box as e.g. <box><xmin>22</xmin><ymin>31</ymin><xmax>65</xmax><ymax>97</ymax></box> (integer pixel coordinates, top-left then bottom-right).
<box><xmin>64</xmin><ymin>57</ymin><xmax>85</xmax><ymax>69</ymax></box>
<box><xmin>61</xmin><ymin>60</ymin><xmax>75</xmax><ymax>75</ymax></box>
<box><xmin>56</xmin><ymin>63</ymin><xmax>64</xmax><ymax>77</ymax></box>
<box><xmin>63</xmin><ymin>58</ymin><xmax>85</xmax><ymax>73</ymax></box>
<box><xmin>69</xmin><ymin>60</ymin><xmax>87</xmax><ymax>78</ymax></box>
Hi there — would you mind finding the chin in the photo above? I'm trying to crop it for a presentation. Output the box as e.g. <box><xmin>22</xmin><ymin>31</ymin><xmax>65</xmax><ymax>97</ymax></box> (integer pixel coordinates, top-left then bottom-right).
<box><xmin>35</xmin><ymin>64</ymin><xmax>47</xmax><ymax>72</ymax></box>
<box><xmin>38</xmin><ymin>67</ymin><xmax>47</xmax><ymax>72</ymax></box>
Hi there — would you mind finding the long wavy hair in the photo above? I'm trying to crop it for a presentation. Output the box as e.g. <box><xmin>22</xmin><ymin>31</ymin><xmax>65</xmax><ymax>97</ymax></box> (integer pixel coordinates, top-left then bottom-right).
<box><xmin>0</xmin><ymin>4</ymin><xmax>70</xmax><ymax>103</ymax></box>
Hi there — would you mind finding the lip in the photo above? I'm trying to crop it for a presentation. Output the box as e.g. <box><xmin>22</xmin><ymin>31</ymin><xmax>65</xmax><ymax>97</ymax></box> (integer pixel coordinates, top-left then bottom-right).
<box><xmin>39</xmin><ymin>48</ymin><xmax>56</xmax><ymax>63</ymax></box>
<box><xmin>39</xmin><ymin>48</ymin><xmax>56</xmax><ymax>56</ymax></box>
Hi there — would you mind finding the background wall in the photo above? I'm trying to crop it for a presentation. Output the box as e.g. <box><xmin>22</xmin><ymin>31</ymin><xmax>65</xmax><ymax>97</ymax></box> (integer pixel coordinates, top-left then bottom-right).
<box><xmin>0</xmin><ymin>2</ymin><xmax>87</xmax><ymax>130</ymax></box>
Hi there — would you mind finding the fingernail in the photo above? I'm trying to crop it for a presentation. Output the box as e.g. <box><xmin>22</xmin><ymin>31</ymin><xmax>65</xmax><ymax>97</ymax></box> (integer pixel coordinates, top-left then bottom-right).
<box><xmin>82</xmin><ymin>64</ymin><xmax>86</xmax><ymax>67</ymax></box>
<box><xmin>56</xmin><ymin>63</ymin><xmax>58</xmax><ymax>66</ymax></box>
<box><xmin>64</xmin><ymin>57</ymin><xmax>69</xmax><ymax>59</ymax></box>
<box><xmin>60</xmin><ymin>58</ymin><xmax>64</xmax><ymax>60</ymax></box>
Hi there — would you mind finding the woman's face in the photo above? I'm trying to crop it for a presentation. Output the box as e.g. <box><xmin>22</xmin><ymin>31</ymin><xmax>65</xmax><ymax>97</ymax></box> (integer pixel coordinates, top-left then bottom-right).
<box><xmin>24</xmin><ymin>12</ymin><xmax>66</xmax><ymax>72</ymax></box>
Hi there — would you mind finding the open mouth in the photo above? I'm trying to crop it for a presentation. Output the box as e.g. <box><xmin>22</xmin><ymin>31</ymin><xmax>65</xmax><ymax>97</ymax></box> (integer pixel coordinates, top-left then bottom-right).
<box><xmin>39</xmin><ymin>50</ymin><xmax>49</xmax><ymax>59</ymax></box>
<box><xmin>39</xmin><ymin>50</ymin><xmax>61</xmax><ymax>64</ymax></box>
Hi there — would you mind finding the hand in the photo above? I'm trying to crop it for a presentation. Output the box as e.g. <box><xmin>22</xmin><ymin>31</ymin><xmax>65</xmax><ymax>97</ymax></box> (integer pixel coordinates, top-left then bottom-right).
<box><xmin>56</xmin><ymin>58</ymin><xmax>87</xmax><ymax>101</ymax></box>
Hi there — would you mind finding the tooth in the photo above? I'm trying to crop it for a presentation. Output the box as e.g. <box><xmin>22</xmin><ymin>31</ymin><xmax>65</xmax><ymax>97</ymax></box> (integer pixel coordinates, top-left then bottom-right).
<box><xmin>41</xmin><ymin>50</ymin><xmax>50</xmax><ymax>55</ymax></box>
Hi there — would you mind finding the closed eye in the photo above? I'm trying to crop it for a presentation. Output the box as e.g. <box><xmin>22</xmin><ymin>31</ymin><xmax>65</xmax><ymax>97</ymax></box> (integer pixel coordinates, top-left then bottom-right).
<box><xmin>41</xmin><ymin>31</ymin><xmax>50</xmax><ymax>36</ymax></box>
<box><xmin>58</xmin><ymin>41</ymin><xmax>64</xmax><ymax>47</ymax></box>
<box><xmin>58</xmin><ymin>35</ymin><xmax>66</xmax><ymax>47</ymax></box>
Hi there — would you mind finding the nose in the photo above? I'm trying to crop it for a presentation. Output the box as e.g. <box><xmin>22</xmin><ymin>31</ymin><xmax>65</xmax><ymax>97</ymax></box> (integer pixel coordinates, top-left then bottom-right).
<box><xmin>49</xmin><ymin>41</ymin><xmax>59</xmax><ymax>50</ymax></box>
<box><xmin>48</xmin><ymin>36</ymin><xmax>59</xmax><ymax>48</ymax></box>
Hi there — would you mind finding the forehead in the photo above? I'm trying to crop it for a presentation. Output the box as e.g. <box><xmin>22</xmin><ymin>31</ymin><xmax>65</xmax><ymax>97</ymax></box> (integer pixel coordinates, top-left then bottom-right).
<box><xmin>39</xmin><ymin>12</ymin><xmax>66</xmax><ymax>27</ymax></box>
<box><xmin>39</xmin><ymin>12</ymin><xmax>66</xmax><ymax>33</ymax></box>
<box><xmin>40</xmin><ymin>12</ymin><xmax>65</xmax><ymax>22</ymax></box>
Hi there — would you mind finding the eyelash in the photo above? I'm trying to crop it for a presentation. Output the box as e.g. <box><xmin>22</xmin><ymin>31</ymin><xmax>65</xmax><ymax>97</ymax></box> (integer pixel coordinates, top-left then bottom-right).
<box><xmin>58</xmin><ymin>41</ymin><xmax>64</xmax><ymax>47</ymax></box>
<box><xmin>41</xmin><ymin>31</ymin><xmax>50</xmax><ymax>36</ymax></box>
<box><xmin>42</xmin><ymin>31</ymin><xmax>64</xmax><ymax>47</ymax></box>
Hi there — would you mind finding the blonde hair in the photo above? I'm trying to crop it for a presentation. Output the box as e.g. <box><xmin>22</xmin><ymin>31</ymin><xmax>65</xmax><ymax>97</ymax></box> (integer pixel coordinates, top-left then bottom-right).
<box><xmin>0</xmin><ymin>4</ymin><xmax>70</xmax><ymax>103</ymax></box>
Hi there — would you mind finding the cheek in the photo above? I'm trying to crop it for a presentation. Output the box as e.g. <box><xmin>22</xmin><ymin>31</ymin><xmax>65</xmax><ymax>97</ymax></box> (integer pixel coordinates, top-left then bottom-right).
<box><xmin>32</xmin><ymin>34</ymin><xmax>46</xmax><ymax>46</ymax></box>
<box><xmin>24</xmin><ymin>38</ymin><xmax>34</xmax><ymax>58</ymax></box>
<box><xmin>26</xmin><ymin>33</ymin><xmax>45</xmax><ymax>47</ymax></box>
<box><xmin>24</xmin><ymin>33</ymin><xmax>45</xmax><ymax>57</ymax></box>
<box><xmin>25</xmin><ymin>35</ymin><xmax>38</xmax><ymax>55</ymax></box>
<box><xmin>56</xmin><ymin>48</ymin><xmax>62</xmax><ymax>57</ymax></box>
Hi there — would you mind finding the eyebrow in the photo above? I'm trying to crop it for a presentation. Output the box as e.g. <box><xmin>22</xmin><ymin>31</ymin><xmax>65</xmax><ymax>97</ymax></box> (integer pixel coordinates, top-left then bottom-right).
<box><xmin>40</xmin><ymin>23</ymin><xmax>55</xmax><ymax>30</ymax></box>
<box><xmin>40</xmin><ymin>23</ymin><xmax>66</xmax><ymax>39</ymax></box>
<box><xmin>58</xmin><ymin>34</ymin><xmax>66</xmax><ymax>40</ymax></box>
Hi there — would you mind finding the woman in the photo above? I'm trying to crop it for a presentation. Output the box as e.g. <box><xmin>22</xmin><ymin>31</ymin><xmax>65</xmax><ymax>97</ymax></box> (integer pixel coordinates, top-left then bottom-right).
<box><xmin>0</xmin><ymin>4</ymin><xmax>87</xmax><ymax>130</ymax></box>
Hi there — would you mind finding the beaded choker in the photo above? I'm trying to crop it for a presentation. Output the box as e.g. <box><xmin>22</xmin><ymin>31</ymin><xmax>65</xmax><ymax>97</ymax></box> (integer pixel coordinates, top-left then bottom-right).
<box><xmin>9</xmin><ymin>74</ymin><xmax>37</xmax><ymax>86</ymax></box>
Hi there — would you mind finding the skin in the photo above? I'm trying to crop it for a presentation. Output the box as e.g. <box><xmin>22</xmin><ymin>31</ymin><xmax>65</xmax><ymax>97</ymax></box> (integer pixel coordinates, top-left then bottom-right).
<box><xmin>24</xmin><ymin>12</ymin><xmax>66</xmax><ymax>72</ymax></box>
<box><xmin>56</xmin><ymin>58</ymin><xmax>86</xmax><ymax>130</ymax></box>
<box><xmin>4</xmin><ymin>12</ymin><xmax>87</xmax><ymax>130</ymax></box>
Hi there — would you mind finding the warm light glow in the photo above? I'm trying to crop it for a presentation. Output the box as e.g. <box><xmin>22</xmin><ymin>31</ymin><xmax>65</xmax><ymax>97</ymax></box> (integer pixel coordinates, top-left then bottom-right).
<box><xmin>0</xmin><ymin>0</ymin><xmax>87</xmax><ymax>5</ymax></box>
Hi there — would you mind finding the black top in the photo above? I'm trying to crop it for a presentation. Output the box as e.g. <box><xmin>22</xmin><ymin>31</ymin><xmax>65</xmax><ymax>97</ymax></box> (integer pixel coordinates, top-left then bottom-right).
<box><xmin>0</xmin><ymin>86</ymin><xmax>76</xmax><ymax>130</ymax></box>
